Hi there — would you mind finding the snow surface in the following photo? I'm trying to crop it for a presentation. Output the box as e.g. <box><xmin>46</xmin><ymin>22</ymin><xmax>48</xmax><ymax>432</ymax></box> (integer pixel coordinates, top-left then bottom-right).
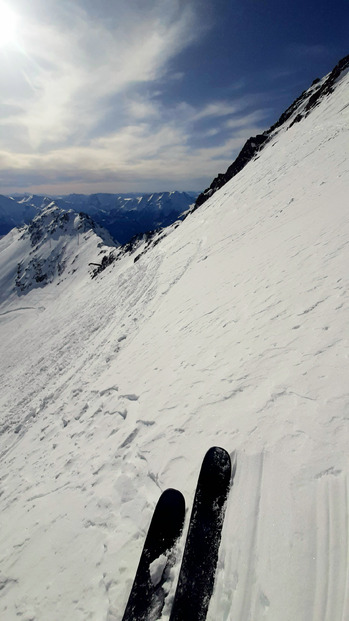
<box><xmin>0</xmin><ymin>69</ymin><xmax>348</xmax><ymax>620</ymax></box>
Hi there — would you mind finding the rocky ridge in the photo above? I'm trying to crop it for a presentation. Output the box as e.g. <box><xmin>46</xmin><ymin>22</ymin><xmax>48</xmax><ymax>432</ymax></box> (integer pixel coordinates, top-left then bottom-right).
<box><xmin>194</xmin><ymin>54</ymin><xmax>349</xmax><ymax>208</ymax></box>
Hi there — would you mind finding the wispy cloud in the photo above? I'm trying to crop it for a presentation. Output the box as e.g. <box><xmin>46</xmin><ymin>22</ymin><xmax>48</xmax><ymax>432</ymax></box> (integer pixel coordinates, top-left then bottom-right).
<box><xmin>225</xmin><ymin>109</ymin><xmax>269</xmax><ymax>130</ymax></box>
<box><xmin>1</xmin><ymin>1</ymin><xmax>200</xmax><ymax>147</ymax></box>
<box><xmin>0</xmin><ymin>0</ymin><xmax>268</xmax><ymax>193</ymax></box>
<box><xmin>190</xmin><ymin>102</ymin><xmax>240</xmax><ymax>121</ymax></box>
<box><xmin>287</xmin><ymin>43</ymin><xmax>330</xmax><ymax>59</ymax></box>
<box><xmin>0</xmin><ymin>106</ymin><xmax>268</xmax><ymax>193</ymax></box>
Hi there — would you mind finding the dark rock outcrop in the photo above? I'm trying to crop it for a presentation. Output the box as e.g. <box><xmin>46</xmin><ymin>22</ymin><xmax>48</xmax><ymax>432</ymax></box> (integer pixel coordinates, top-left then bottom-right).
<box><xmin>195</xmin><ymin>133</ymin><xmax>268</xmax><ymax>208</ymax></box>
<box><xmin>303</xmin><ymin>54</ymin><xmax>349</xmax><ymax>114</ymax></box>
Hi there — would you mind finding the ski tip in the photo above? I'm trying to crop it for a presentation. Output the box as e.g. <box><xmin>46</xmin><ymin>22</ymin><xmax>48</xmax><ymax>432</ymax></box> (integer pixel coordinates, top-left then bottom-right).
<box><xmin>204</xmin><ymin>445</ymin><xmax>230</xmax><ymax>459</ymax></box>
<box><xmin>204</xmin><ymin>446</ymin><xmax>232</xmax><ymax>468</ymax></box>
<box><xmin>157</xmin><ymin>488</ymin><xmax>186</xmax><ymax>513</ymax></box>
<box><xmin>162</xmin><ymin>487</ymin><xmax>185</xmax><ymax>500</ymax></box>
<box><xmin>203</xmin><ymin>446</ymin><xmax>237</xmax><ymax>485</ymax></box>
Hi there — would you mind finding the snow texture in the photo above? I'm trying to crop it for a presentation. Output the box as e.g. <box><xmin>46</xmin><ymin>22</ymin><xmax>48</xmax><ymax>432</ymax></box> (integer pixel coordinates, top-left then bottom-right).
<box><xmin>149</xmin><ymin>554</ymin><xmax>168</xmax><ymax>587</ymax></box>
<box><xmin>0</xmin><ymin>66</ymin><xmax>348</xmax><ymax>620</ymax></box>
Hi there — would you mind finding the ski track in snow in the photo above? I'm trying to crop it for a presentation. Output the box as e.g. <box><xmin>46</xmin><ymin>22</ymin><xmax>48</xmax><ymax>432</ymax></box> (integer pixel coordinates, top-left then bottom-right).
<box><xmin>312</xmin><ymin>472</ymin><xmax>349</xmax><ymax>621</ymax></box>
<box><xmin>0</xmin><ymin>69</ymin><xmax>348</xmax><ymax>620</ymax></box>
<box><xmin>207</xmin><ymin>454</ymin><xmax>349</xmax><ymax>621</ymax></box>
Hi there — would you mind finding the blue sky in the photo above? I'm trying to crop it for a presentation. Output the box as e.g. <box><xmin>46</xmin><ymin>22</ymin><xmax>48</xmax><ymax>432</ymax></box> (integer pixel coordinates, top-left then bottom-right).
<box><xmin>0</xmin><ymin>0</ymin><xmax>348</xmax><ymax>195</ymax></box>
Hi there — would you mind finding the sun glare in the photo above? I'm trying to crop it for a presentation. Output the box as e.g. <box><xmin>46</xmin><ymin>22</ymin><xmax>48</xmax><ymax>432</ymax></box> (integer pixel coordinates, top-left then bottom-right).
<box><xmin>0</xmin><ymin>2</ymin><xmax>18</xmax><ymax>48</ymax></box>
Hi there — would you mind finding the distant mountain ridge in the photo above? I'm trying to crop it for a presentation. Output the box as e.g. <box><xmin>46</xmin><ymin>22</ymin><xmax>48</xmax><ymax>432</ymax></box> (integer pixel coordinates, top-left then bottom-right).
<box><xmin>0</xmin><ymin>191</ymin><xmax>198</xmax><ymax>244</ymax></box>
<box><xmin>0</xmin><ymin>195</ymin><xmax>37</xmax><ymax>236</ymax></box>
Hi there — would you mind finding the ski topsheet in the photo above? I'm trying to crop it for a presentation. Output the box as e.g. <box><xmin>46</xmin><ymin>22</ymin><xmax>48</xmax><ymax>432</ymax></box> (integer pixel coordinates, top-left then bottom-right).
<box><xmin>169</xmin><ymin>446</ymin><xmax>234</xmax><ymax>621</ymax></box>
<box><xmin>122</xmin><ymin>488</ymin><xmax>185</xmax><ymax>621</ymax></box>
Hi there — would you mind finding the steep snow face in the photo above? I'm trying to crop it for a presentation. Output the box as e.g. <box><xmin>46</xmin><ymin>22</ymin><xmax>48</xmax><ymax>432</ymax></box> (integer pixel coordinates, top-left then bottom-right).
<box><xmin>0</xmin><ymin>68</ymin><xmax>348</xmax><ymax>621</ymax></box>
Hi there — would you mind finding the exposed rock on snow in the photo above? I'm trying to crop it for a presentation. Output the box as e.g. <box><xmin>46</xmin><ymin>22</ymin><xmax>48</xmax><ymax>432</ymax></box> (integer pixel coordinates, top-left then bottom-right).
<box><xmin>195</xmin><ymin>133</ymin><xmax>268</xmax><ymax>208</ymax></box>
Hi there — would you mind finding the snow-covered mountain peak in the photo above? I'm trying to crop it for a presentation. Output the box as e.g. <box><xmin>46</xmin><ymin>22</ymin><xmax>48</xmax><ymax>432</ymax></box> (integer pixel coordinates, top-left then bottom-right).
<box><xmin>0</xmin><ymin>204</ymin><xmax>116</xmax><ymax>305</ymax></box>
<box><xmin>21</xmin><ymin>203</ymin><xmax>115</xmax><ymax>247</ymax></box>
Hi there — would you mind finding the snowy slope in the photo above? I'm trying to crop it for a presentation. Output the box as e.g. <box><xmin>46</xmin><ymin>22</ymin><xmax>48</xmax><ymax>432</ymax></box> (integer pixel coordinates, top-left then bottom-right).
<box><xmin>0</xmin><ymin>65</ymin><xmax>348</xmax><ymax>621</ymax></box>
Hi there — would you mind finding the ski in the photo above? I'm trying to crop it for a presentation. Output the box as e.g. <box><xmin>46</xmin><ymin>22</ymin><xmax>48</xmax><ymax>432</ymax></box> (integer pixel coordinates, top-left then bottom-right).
<box><xmin>169</xmin><ymin>446</ymin><xmax>234</xmax><ymax>621</ymax></box>
<box><xmin>122</xmin><ymin>488</ymin><xmax>185</xmax><ymax>621</ymax></box>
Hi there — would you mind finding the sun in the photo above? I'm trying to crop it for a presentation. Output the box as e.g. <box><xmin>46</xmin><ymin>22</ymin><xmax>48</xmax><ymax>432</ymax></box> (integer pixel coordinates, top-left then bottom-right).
<box><xmin>0</xmin><ymin>2</ymin><xmax>18</xmax><ymax>48</ymax></box>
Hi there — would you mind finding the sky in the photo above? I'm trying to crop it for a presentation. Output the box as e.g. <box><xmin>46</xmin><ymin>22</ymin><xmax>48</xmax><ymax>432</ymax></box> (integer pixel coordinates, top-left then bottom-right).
<box><xmin>0</xmin><ymin>0</ymin><xmax>348</xmax><ymax>196</ymax></box>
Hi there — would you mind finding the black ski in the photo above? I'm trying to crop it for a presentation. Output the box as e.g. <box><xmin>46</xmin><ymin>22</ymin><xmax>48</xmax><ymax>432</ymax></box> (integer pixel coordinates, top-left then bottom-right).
<box><xmin>122</xmin><ymin>488</ymin><xmax>185</xmax><ymax>621</ymax></box>
<box><xmin>169</xmin><ymin>447</ymin><xmax>234</xmax><ymax>621</ymax></box>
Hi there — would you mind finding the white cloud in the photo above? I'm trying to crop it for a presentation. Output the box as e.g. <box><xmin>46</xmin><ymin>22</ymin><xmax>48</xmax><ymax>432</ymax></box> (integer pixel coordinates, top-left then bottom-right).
<box><xmin>126</xmin><ymin>98</ymin><xmax>160</xmax><ymax>121</ymax></box>
<box><xmin>0</xmin><ymin>108</ymin><xmax>268</xmax><ymax>194</ymax></box>
<box><xmin>0</xmin><ymin>0</ymin><xmax>199</xmax><ymax>149</ymax></box>
<box><xmin>0</xmin><ymin>1</ymin><xmax>268</xmax><ymax>194</ymax></box>
<box><xmin>191</xmin><ymin>102</ymin><xmax>240</xmax><ymax>121</ymax></box>
<box><xmin>225</xmin><ymin>109</ymin><xmax>269</xmax><ymax>129</ymax></box>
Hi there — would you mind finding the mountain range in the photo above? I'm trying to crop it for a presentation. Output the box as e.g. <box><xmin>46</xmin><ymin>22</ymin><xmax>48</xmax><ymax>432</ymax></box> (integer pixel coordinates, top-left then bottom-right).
<box><xmin>0</xmin><ymin>56</ymin><xmax>348</xmax><ymax>620</ymax></box>
<box><xmin>0</xmin><ymin>191</ymin><xmax>198</xmax><ymax>245</ymax></box>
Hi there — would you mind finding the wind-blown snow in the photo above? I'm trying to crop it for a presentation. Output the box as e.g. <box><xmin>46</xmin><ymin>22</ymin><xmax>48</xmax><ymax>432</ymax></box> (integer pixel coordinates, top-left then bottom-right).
<box><xmin>0</xmin><ymin>69</ymin><xmax>348</xmax><ymax>621</ymax></box>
